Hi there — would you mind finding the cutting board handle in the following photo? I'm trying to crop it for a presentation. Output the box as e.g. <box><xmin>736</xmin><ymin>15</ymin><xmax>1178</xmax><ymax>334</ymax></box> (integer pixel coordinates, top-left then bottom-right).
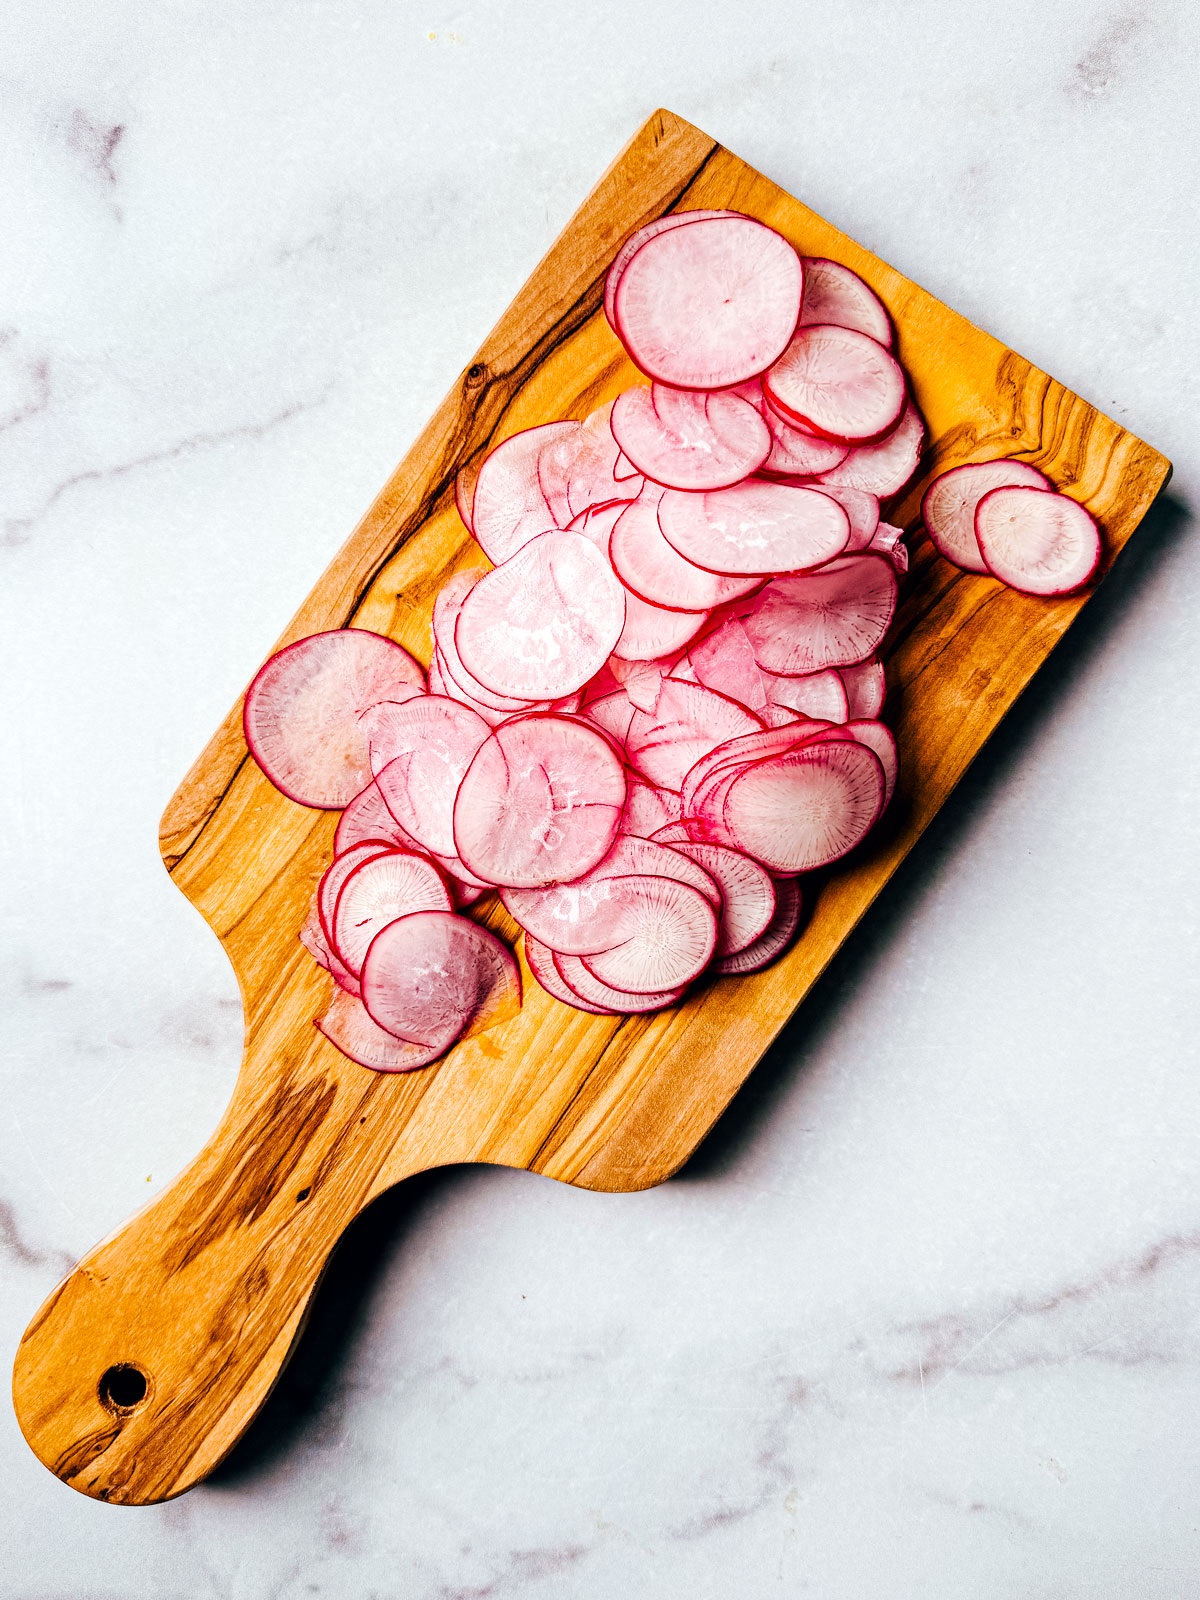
<box><xmin>12</xmin><ymin>1056</ymin><xmax>412</xmax><ymax>1504</ymax></box>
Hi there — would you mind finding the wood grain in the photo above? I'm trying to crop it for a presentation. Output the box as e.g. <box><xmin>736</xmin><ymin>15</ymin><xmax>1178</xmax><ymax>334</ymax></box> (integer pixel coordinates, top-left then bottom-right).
<box><xmin>12</xmin><ymin>109</ymin><xmax>1170</xmax><ymax>1505</ymax></box>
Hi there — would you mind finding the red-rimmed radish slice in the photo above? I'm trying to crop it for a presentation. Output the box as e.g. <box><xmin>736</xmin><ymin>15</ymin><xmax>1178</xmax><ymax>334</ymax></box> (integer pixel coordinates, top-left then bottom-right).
<box><xmin>723</xmin><ymin>740</ymin><xmax>885</xmax><ymax>872</ymax></box>
<box><xmin>554</xmin><ymin>952</ymin><xmax>686</xmax><ymax>1015</ymax></box>
<box><xmin>840</xmin><ymin>658</ymin><xmax>886</xmax><ymax>719</ymax></box>
<box><xmin>805</xmin><ymin>484</ymin><xmax>879</xmax><ymax>550</ymax></box>
<box><xmin>843</xmin><ymin>718</ymin><xmax>898</xmax><ymax>808</ymax></box>
<box><xmin>453</xmin><ymin>714</ymin><xmax>626</xmax><ymax>888</ymax></box>
<box><xmin>244</xmin><ymin>629</ymin><xmax>426</xmax><ymax>809</ymax></box>
<box><xmin>921</xmin><ymin>459</ymin><xmax>1054</xmax><ymax>573</ymax></box>
<box><xmin>715</xmin><ymin>877</ymin><xmax>804</xmax><ymax>975</ymax></box>
<box><xmin>612</xmin><ymin>586</ymin><xmax>710</xmax><ymax>662</ymax></box>
<box><xmin>613</xmin><ymin>214</ymin><xmax>804</xmax><ymax>389</ymax></box>
<box><xmin>608</xmin><ymin>655</ymin><xmax>667</xmax><ymax>714</ymax></box>
<box><xmin>582</xmin><ymin>687</ymin><xmax>638</xmax><ymax>748</ymax></box>
<box><xmin>975</xmin><ymin>486</ymin><xmax>1101</xmax><ymax>595</ymax></box>
<box><xmin>455</xmin><ymin>457</ymin><xmax>481</xmax><ymax>534</ymax></box>
<box><xmin>301</xmin><ymin>897</ymin><xmax>360</xmax><ymax>997</ymax></box>
<box><xmin>364</xmin><ymin>697</ymin><xmax>490</xmax><ymax>857</ymax></box>
<box><xmin>610</xmin><ymin>384</ymin><xmax>771</xmax><ymax>491</ymax></box>
<box><xmin>868</xmin><ymin>521</ymin><xmax>908</xmax><ymax>574</ymax></box>
<box><xmin>332</xmin><ymin>850</ymin><xmax>453</xmax><ymax>975</ymax></box>
<box><xmin>566</xmin><ymin>401</ymin><xmax>643</xmax><ymax>517</ymax></box>
<box><xmin>335</xmin><ymin>779</ymin><xmax>422</xmax><ymax>856</ymax></box>
<box><xmin>798</xmin><ymin>257</ymin><xmax>892</xmax><ymax>347</ymax></box>
<box><xmin>663</xmin><ymin>841</ymin><xmax>775</xmax><ymax>957</ymax></box>
<box><xmin>581</xmin><ymin>876</ymin><xmax>717</xmax><ymax>993</ymax></box>
<box><xmin>742</xmin><ymin>554</ymin><xmax>898</xmax><ymax>674</ymax></box>
<box><xmin>609</xmin><ymin>498</ymin><xmax>760</xmax><ymax>613</ymax></box>
<box><xmin>761</xmin><ymin>665</ymin><xmax>849</xmax><ymax>722</ymax></box>
<box><xmin>318</xmin><ymin>841</ymin><xmax>397</xmax><ymax>947</ymax></box>
<box><xmin>470</xmin><ymin>421</ymin><xmax>575</xmax><ymax>563</ymax></box>
<box><xmin>658</xmin><ymin>480</ymin><xmax>850</xmax><ymax>576</ymax></box>
<box><xmin>732</xmin><ymin>381</ymin><xmax>851</xmax><ymax>476</ymax></box>
<box><xmin>524</xmin><ymin>935</ymin><xmax>618</xmax><ymax>1014</ymax></box>
<box><xmin>316</xmin><ymin>988</ymin><xmax>446</xmax><ymax>1072</ymax></box>
<box><xmin>764</xmin><ymin>324</ymin><xmax>906</xmax><ymax>445</ymax></box>
<box><xmin>456</xmin><ymin>530</ymin><xmax>626</xmax><ymax>699</ymax></box>
<box><xmin>604</xmin><ymin>208</ymin><xmax>735</xmax><ymax>326</ymax></box>
<box><xmin>434</xmin><ymin>571</ymin><xmax>550</xmax><ymax>715</ymax></box>
<box><xmin>680</xmin><ymin>722</ymin><xmax>832</xmax><ymax>815</ymax></box>
<box><xmin>593</xmin><ymin>834</ymin><xmax>722</xmax><ymax>909</ymax></box>
<box><xmin>688</xmin><ymin>617</ymin><xmax>767</xmax><ymax>710</ymax></box>
<box><xmin>362</xmin><ymin>910</ymin><xmax>520</xmax><ymax>1049</ymax></box>
<box><xmin>818</xmin><ymin>400</ymin><xmax>924</xmax><ymax>496</ymax></box>
<box><xmin>626</xmin><ymin>678</ymin><xmax>764</xmax><ymax>792</ymax></box>
<box><xmin>621</xmin><ymin>776</ymin><xmax>683</xmax><ymax>837</ymax></box>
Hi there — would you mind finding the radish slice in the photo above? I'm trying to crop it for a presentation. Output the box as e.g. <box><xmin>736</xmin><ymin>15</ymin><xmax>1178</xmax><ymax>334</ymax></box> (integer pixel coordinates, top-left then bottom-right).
<box><xmin>455</xmin><ymin>457</ymin><xmax>481</xmax><ymax>535</ymax></box>
<box><xmin>724</xmin><ymin>741</ymin><xmax>885</xmax><ymax>872</ymax></box>
<box><xmin>922</xmin><ymin>460</ymin><xmax>1055</xmax><ymax>574</ymax></box>
<box><xmin>807</xmin><ymin>484</ymin><xmax>880</xmax><ymax>551</ymax></box>
<box><xmin>742</xmin><ymin>554</ymin><xmax>898</xmax><ymax>674</ymax></box>
<box><xmin>565</xmin><ymin>402</ymin><xmax>642</xmax><ymax>517</ymax></box>
<box><xmin>798</xmin><ymin>258</ymin><xmax>892</xmax><ymax>347</ymax></box>
<box><xmin>583</xmin><ymin>687</ymin><xmax>638</xmax><ymax>748</ymax></box>
<box><xmin>764</xmin><ymin>325</ymin><xmax>906</xmax><ymax>445</ymax></box>
<box><xmin>843</xmin><ymin>719</ymin><xmax>898</xmax><ymax>808</ymax></box>
<box><xmin>658</xmin><ymin>481</ymin><xmax>851</xmax><ymax>577</ymax></box>
<box><xmin>664</xmin><ymin>841</ymin><xmax>775</xmax><ymax>956</ymax></box>
<box><xmin>301</xmin><ymin>896</ymin><xmax>360</xmax><ymax>997</ymax></box>
<box><xmin>609</xmin><ymin>497</ymin><xmax>760</xmax><ymax>612</ymax></box>
<box><xmin>454</xmin><ymin>714</ymin><xmax>626</xmax><ymax>888</ymax></box>
<box><xmin>975</xmin><ymin>486</ymin><xmax>1101</xmax><ymax>595</ymax></box>
<box><xmin>581</xmin><ymin>876</ymin><xmax>717</xmax><ymax>993</ymax></box>
<box><xmin>499</xmin><ymin>872</ymin><xmax>634</xmax><ymax>956</ymax></box>
<box><xmin>732</xmin><ymin>381</ymin><xmax>851</xmax><ymax>476</ymax></box>
<box><xmin>244</xmin><ymin>629</ymin><xmax>426</xmax><ymax>809</ymax></box>
<box><xmin>434</xmin><ymin>570</ymin><xmax>551</xmax><ymax>715</ymax></box>
<box><xmin>761</xmin><ymin>665</ymin><xmax>849</xmax><ymax>722</ymax></box>
<box><xmin>335</xmin><ymin>779</ymin><xmax>422</xmax><ymax>856</ymax></box>
<box><xmin>715</xmin><ymin>877</ymin><xmax>804</xmax><ymax>975</ymax></box>
<box><xmin>818</xmin><ymin>400</ymin><xmax>924</xmax><ymax>496</ymax></box>
<box><xmin>613</xmin><ymin>214</ymin><xmax>804</xmax><ymax>390</ymax></box>
<box><xmin>613</xmin><ymin>587</ymin><xmax>710</xmax><ymax>662</ymax></box>
<box><xmin>470</xmin><ymin>422</ymin><xmax>576</xmax><ymax>564</ymax></box>
<box><xmin>868</xmin><ymin>521</ymin><xmax>908</xmax><ymax>574</ymax></box>
<box><xmin>840</xmin><ymin>658</ymin><xmax>886</xmax><ymax>719</ymax></box>
<box><xmin>554</xmin><ymin>952</ymin><xmax>686</xmax><ymax>1015</ymax></box>
<box><xmin>456</xmin><ymin>530</ymin><xmax>626</xmax><ymax>699</ymax></box>
<box><xmin>610</xmin><ymin>384</ymin><xmax>771</xmax><ymax>491</ymax></box>
<box><xmin>688</xmin><ymin>617</ymin><xmax>767</xmax><ymax>710</ymax></box>
<box><xmin>316</xmin><ymin>988</ymin><xmax>445</xmax><ymax>1072</ymax></box>
<box><xmin>626</xmin><ymin>678</ymin><xmax>764</xmax><ymax>791</ymax></box>
<box><xmin>362</xmin><ymin>910</ymin><xmax>520</xmax><ymax>1049</ymax></box>
<box><xmin>680</xmin><ymin>722</ymin><xmax>831</xmax><ymax>815</ymax></box>
<box><xmin>318</xmin><ymin>841</ymin><xmax>397</xmax><ymax>947</ymax></box>
<box><xmin>363</xmin><ymin>697</ymin><xmax>490</xmax><ymax>857</ymax></box>
<box><xmin>332</xmin><ymin>850</ymin><xmax>454</xmax><ymax>975</ymax></box>
<box><xmin>524</xmin><ymin>935</ymin><xmax>617</xmax><ymax>1014</ymax></box>
<box><xmin>607</xmin><ymin>654</ymin><xmax>665</xmax><ymax>713</ymax></box>
<box><xmin>604</xmin><ymin>209</ymin><xmax>735</xmax><ymax>327</ymax></box>
<box><xmin>621</xmin><ymin>776</ymin><xmax>683</xmax><ymax>836</ymax></box>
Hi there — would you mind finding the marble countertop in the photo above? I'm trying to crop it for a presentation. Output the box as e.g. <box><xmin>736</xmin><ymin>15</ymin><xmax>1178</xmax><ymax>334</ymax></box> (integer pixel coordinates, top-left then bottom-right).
<box><xmin>3</xmin><ymin>0</ymin><xmax>1198</xmax><ymax>1594</ymax></box>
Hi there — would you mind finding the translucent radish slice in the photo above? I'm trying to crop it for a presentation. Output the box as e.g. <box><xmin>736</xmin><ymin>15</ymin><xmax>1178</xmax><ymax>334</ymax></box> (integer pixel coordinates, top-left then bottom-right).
<box><xmin>524</xmin><ymin>935</ymin><xmax>618</xmax><ymax>1014</ymax></box>
<box><xmin>588</xmin><ymin>834</ymin><xmax>722</xmax><ymax>910</ymax></box>
<box><xmin>610</xmin><ymin>384</ymin><xmax>771</xmax><ymax>491</ymax></box>
<box><xmin>433</xmin><ymin>571</ymin><xmax>549</xmax><ymax>715</ymax></box>
<box><xmin>764</xmin><ymin>325</ymin><xmax>906</xmax><ymax>445</ymax></box>
<box><xmin>567</xmin><ymin>402</ymin><xmax>642</xmax><ymax>517</ymax></box>
<box><xmin>840</xmin><ymin>658</ymin><xmax>886</xmax><ymax>719</ymax></box>
<box><xmin>613</xmin><ymin>587</ymin><xmax>710</xmax><ymax>662</ymax></box>
<box><xmin>456</xmin><ymin>530</ymin><xmax>626</xmax><ymax>699</ymax></box>
<box><xmin>731</xmin><ymin>380</ymin><xmax>851</xmax><ymax>476</ymax></box>
<box><xmin>554</xmin><ymin>952</ymin><xmax>686</xmax><ymax>1015</ymax></box>
<box><xmin>806</xmin><ymin>484</ymin><xmax>880</xmax><ymax>551</ymax></box>
<box><xmin>688</xmin><ymin>617</ymin><xmax>767</xmax><ymax>710</ymax></box>
<box><xmin>609</xmin><ymin>498</ymin><xmax>760</xmax><ymax>612</ymax></box>
<box><xmin>362</xmin><ymin>910</ymin><xmax>520</xmax><ymax>1048</ymax></box>
<box><xmin>818</xmin><ymin>400</ymin><xmax>924</xmax><ymax>496</ymax></box>
<box><xmin>868</xmin><ymin>521</ymin><xmax>908</xmax><ymax>574</ymax></box>
<box><xmin>453</xmin><ymin>715</ymin><xmax>626</xmax><ymax>888</ymax></box>
<box><xmin>318</xmin><ymin>841</ymin><xmax>397</xmax><ymax>947</ymax></box>
<box><xmin>715</xmin><ymin>877</ymin><xmax>804</xmax><ymax>976</ymax></box>
<box><xmin>724</xmin><ymin>741</ymin><xmax>885</xmax><ymax>872</ymax></box>
<box><xmin>658</xmin><ymin>481</ymin><xmax>850</xmax><ymax>576</ymax></box>
<box><xmin>613</xmin><ymin>215</ymin><xmax>804</xmax><ymax>390</ymax></box>
<box><xmin>621</xmin><ymin>777</ymin><xmax>683</xmax><ymax>837</ymax></box>
<box><xmin>607</xmin><ymin>655</ymin><xmax>665</xmax><ymax>714</ymax></box>
<box><xmin>921</xmin><ymin>461</ymin><xmax>1055</xmax><ymax>574</ymax></box>
<box><xmin>470</xmin><ymin>422</ymin><xmax>576</xmax><ymax>564</ymax></box>
<box><xmin>680</xmin><ymin>723</ymin><xmax>831</xmax><ymax>815</ymax></box>
<box><xmin>244</xmin><ymin>629</ymin><xmax>426</xmax><ymax>809</ymax></box>
<box><xmin>798</xmin><ymin>258</ymin><xmax>893</xmax><ymax>347</ymax></box>
<box><xmin>301</xmin><ymin>896</ymin><xmax>360</xmax><ymax>997</ymax></box>
<box><xmin>582</xmin><ymin>688</ymin><xmax>638</xmax><ymax>748</ymax></box>
<box><xmin>761</xmin><ymin>666</ymin><xmax>849</xmax><ymax>722</ymax></box>
<box><xmin>975</xmin><ymin>487</ymin><xmax>1101</xmax><ymax>595</ymax></box>
<box><xmin>742</xmin><ymin>554</ymin><xmax>898</xmax><ymax>674</ymax></box>
<box><xmin>581</xmin><ymin>877</ymin><xmax>718</xmax><ymax>993</ymax></box>
<box><xmin>316</xmin><ymin>988</ymin><xmax>445</xmax><ymax>1072</ymax></box>
<box><xmin>363</xmin><ymin>697</ymin><xmax>491</xmax><ymax>857</ymax></box>
<box><xmin>455</xmin><ymin>457</ymin><xmax>481</xmax><ymax>535</ymax></box>
<box><xmin>604</xmin><ymin>209</ymin><xmax>734</xmax><ymax>327</ymax></box>
<box><xmin>664</xmin><ymin>841</ymin><xmax>775</xmax><ymax>957</ymax></box>
<box><xmin>625</xmin><ymin>679</ymin><xmax>764</xmax><ymax>792</ymax></box>
<box><xmin>335</xmin><ymin>779</ymin><xmax>423</xmax><ymax>856</ymax></box>
<box><xmin>332</xmin><ymin>851</ymin><xmax>454</xmax><ymax>976</ymax></box>
<box><xmin>843</xmin><ymin>719</ymin><xmax>898</xmax><ymax>809</ymax></box>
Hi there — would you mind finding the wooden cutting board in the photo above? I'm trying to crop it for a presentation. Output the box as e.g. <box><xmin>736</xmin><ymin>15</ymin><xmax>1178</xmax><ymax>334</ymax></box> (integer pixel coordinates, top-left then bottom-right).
<box><xmin>12</xmin><ymin>109</ymin><xmax>1169</xmax><ymax>1506</ymax></box>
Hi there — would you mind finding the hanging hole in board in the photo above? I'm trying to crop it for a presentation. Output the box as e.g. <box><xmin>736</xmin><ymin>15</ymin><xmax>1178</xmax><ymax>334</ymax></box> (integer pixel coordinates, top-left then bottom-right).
<box><xmin>98</xmin><ymin>1363</ymin><xmax>149</xmax><ymax>1414</ymax></box>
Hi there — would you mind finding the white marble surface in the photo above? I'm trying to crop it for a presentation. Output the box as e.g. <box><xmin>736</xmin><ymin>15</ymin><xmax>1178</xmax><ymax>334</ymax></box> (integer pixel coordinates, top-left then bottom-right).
<box><xmin>3</xmin><ymin>0</ymin><xmax>1199</xmax><ymax>1592</ymax></box>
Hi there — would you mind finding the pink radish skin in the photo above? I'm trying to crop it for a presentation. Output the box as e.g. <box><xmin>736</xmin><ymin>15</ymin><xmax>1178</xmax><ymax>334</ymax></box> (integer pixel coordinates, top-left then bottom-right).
<box><xmin>921</xmin><ymin>460</ymin><xmax>1054</xmax><ymax>574</ymax></box>
<box><xmin>665</xmin><ymin>841</ymin><xmax>776</xmax><ymax>957</ymax></box>
<box><xmin>554</xmin><ymin>952</ymin><xmax>686</xmax><ymax>1015</ymax></box>
<box><xmin>581</xmin><ymin>876</ymin><xmax>718</xmax><ymax>993</ymax></box>
<box><xmin>975</xmin><ymin>486</ymin><xmax>1101</xmax><ymax>595</ymax></box>
<box><xmin>332</xmin><ymin>850</ymin><xmax>454</xmax><ymax>976</ymax></box>
<box><xmin>625</xmin><ymin>678</ymin><xmax>764</xmax><ymax>792</ymax></box>
<box><xmin>365</xmin><ymin>696</ymin><xmax>491</xmax><ymax>857</ymax></box>
<box><xmin>609</xmin><ymin>497</ymin><xmax>761</xmax><ymax>613</ymax></box>
<box><xmin>621</xmin><ymin>776</ymin><xmax>683</xmax><ymax>836</ymax></box>
<box><xmin>607</xmin><ymin>654</ymin><xmax>665</xmax><ymax>713</ymax></box>
<box><xmin>764</xmin><ymin>324</ymin><xmax>906</xmax><ymax>446</ymax></box>
<box><xmin>840</xmin><ymin>658</ymin><xmax>886</xmax><ymax>719</ymax></box>
<box><xmin>658</xmin><ymin>480</ymin><xmax>851</xmax><ymax>577</ymax></box>
<box><xmin>317</xmin><ymin>988</ymin><xmax>446</xmax><ymax>1072</ymax></box>
<box><xmin>715</xmin><ymin>877</ymin><xmax>804</xmax><ymax>975</ymax></box>
<box><xmin>244</xmin><ymin>629</ymin><xmax>426</xmax><ymax>809</ymax></box>
<box><xmin>613</xmin><ymin>214</ymin><xmax>804</xmax><ymax>390</ymax></box>
<box><xmin>723</xmin><ymin>741</ymin><xmax>885</xmax><ymax>872</ymax></box>
<box><xmin>761</xmin><ymin>666</ymin><xmax>849</xmax><ymax>723</ymax></box>
<box><xmin>818</xmin><ymin>400</ymin><xmax>924</xmax><ymax>497</ymax></box>
<box><xmin>742</xmin><ymin>554</ymin><xmax>898</xmax><ymax>675</ymax></box>
<box><xmin>524</xmin><ymin>936</ymin><xmax>618</xmax><ymax>1014</ymax></box>
<box><xmin>362</xmin><ymin>910</ymin><xmax>520</xmax><ymax>1049</ymax></box>
<box><xmin>603</xmin><ymin>208</ymin><xmax>735</xmax><ymax>328</ymax></box>
<box><xmin>610</xmin><ymin>383</ymin><xmax>771</xmax><ymax>491</ymax></box>
<box><xmin>798</xmin><ymin>258</ymin><xmax>892</xmax><ymax>347</ymax></box>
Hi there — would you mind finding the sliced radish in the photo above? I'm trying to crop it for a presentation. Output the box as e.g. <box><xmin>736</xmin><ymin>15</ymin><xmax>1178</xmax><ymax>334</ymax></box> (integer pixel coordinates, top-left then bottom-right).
<box><xmin>363</xmin><ymin>696</ymin><xmax>490</xmax><ymax>857</ymax></box>
<box><xmin>332</xmin><ymin>850</ymin><xmax>453</xmax><ymax>975</ymax></box>
<box><xmin>318</xmin><ymin>840</ymin><xmax>397</xmax><ymax>947</ymax></box>
<box><xmin>621</xmin><ymin>776</ymin><xmax>683</xmax><ymax>837</ymax></box>
<box><xmin>610</xmin><ymin>383</ymin><xmax>771</xmax><ymax>491</ymax></box>
<box><xmin>567</xmin><ymin>401</ymin><xmax>642</xmax><ymax>516</ymax></box>
<box><xmin>840</xmin><ymin>658</ymin><xmax>886</xmax><ymax>719</ymax></box>
<box><xmin>607</xmin><ymin>654</ymin><xmax>665</xmax><ymax>713</ymax></box>
<box><xmin>244</xmin><ymin>629</ymin><xmax>426</xmax><ymax>809</ymax></box>
<box><xmin>818</xmin><ymin>399</ymin><xmax>924</xmax><ymax>496</ymax></box>
<box><xmin>456</xmin><ymin>530</ymin><xmax>626</xmax><ymax>699</ymax></box>
<box><xmin>581</xmin><ymin>876</ymin><xmax>717</xmax><ymax>993</ymax></box>
<box><xmin>868</xmin><ymin>521</ymin><xmax>908</xmax><ymax>574</ymax></box>
<box><xmin>761</xmin><ymin>665</ymin><xmax>849</xmax><ymax>722</ymax></box>
<box><xmin>723</xmin><ymin>741</ymin><xmax>885</xmax><ymax>872</ymax></box>
<box><xmin>975</xmin><ymin>486</ymin><xmax>1101</xmax><ymax>595</ymax></box>
<box><xmin>613</xmin><ymin>214</ymin><xmax>804</xmax><ymax>389</ymax></box>
<box><xmin>680</xmin><ymin>722</ymin><xmax>831</xmax><ymax>815</ymax></box>
<box><xmin>554</xmin><ymin>952</ymin><xmax>686</xmax><ymax>1015</ymax></box>
<box><xmin>455</xmin><ymin>457</ymin><xmax>481</xmax><ymax>535</ymax></box>
<box><xmin>688</xmin><ymin>617</ymin><xmax>767</xmax><ymax>710</ymax></box>
<box><xmin>609</xmin><ymin>497</ymin><xmax>760</xmax><ymax>612</ymax></box>
<box><xmin>604</xmin><ymin>209</ymin><xmax>734</xmax><ymax>326</ymax></box>
<box><xmin>658</xmin><ymin>480</ymin><xmax>850</xmax><ymax>577</ymax></box>
<box><xmin>764</xmin><ymin>325</ymin><xmax>906</xmax><ymax>445</ymax></box>
<box><xmin>715</xmin><ymin>877</ymin><xmax>804</xmax><ymax>975</ymax></box>
<box><xmin>807</xmin><ymin>484</ymin><xmax>880</xmax><ymax>551</ymax></box>
<box><xmin>362</xmin><ymin>910</ymin><xmax>520</xmax><ymax>1048</ymax></box>
<box><xmin>798</xmin><ymin>258</ymin><xmax>892</xmax><ymax>347</ymax></box>
<box><xmin>843</xmin><ymin>719</ymin><xmax>898</xmax><ymax>808</ymax></box>
<box><xmin>335</xmin><ymin>779</ymin><xmax>422</xmax><ymax>856</ymax></box>
<box><xmin>524</xmin><ymin>935</ymin><xmax>617</xmax><ymax>1014</ymax></box>
<box><xmin>732</xmin><ymin>381</ymin><xmax>851</xmax><ymax>476</ymax></box>
<box><xmin>625</xmin><ymin>678</ymin><xmax>764</xmax><ymax>792</ymax></box>
<box><xmin>453</xmin><ymin>714</ymin><xmax>626</xmax><ymax>888</ymax></box>
<box><xmin>499</xmin><ymin>871</ymin><xmax>634</xmax><ymax>956</ymax></box>
<box><xmin>742</xmin><ymin>554</ymin><xmax>898</xmax><ymax>674</ymax></box>
<box><xmin>664</xmin><ymin>841</ymin><xmax>775</xmax><ymax>957</ymax></box>
<box><xmin>921</xmin><ymin>460</ymin><xmax>1055</xmax><ymax>574</ymax></box>
<box><xmin>301</xmin><ymin>896</ymin><xmax>360</xmax><ymax>997</ymax></box>
<box><xmin>434</xmin><ymin>570</ymin><xmax>550</xmax><ymax>715</ymax></box>
<box><xmin>613</xmin><ymin>586</ymin><xmax>710</xmax><ymax>662</ymax></box>
<box><xmin>316</xmin><ymin>988</ymin><xmax>445</xmax><ymax>1072</ymax></box>
<box><xmin>582</xmin><ymin>687</ymin><xmax>638</xmax><ymax>748</ymax></box>
<box><xmin>470</xmin><ymin>422</ymin><xmax>575</xmax><ymax>564</ymax></box>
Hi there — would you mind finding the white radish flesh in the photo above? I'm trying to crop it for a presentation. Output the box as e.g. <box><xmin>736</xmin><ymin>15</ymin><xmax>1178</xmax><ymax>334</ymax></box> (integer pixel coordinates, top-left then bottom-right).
<box><xmin>742</xmin><ymin>554</ymin><xmax>898</xmax><ymax>675</ymax></box>
<box><xmin>715</xmin><ymin>877</ymin><xmax>804</xmax><ymax>975</ymax></box>
<box><xmin>764</xmin><ymin>324</ymin><xmax>906</xmax><ymax>445</ymax></box>
<box><xmin>921</xmin><ymin>459</ymin><xmax>1053</xmax><ymax>574</ymax></box>
<box><xmin>581</xmin><ymin>876</ymin><xmax>718</xmax><ymax>993</ymax></box>
<box><xmin>843</xmin><ymin>718</ymin><xmax>898</xmax><ymax>808</ymax></box>
<box><xmin>335</xmin><ymin>779</ymin><xmax>422</xmax><ymax>857</ymax></box>
<box><xmin>362</xmin><ymin>910</ymin><xmax>520</xmax><ymax>1049</ymax></box>
<box><xmin>798</xmin><ymin>258</ymin><xmax>892</xmax><ymax>347</ymax></box>
<box><xmin>665</xmin><ymin>841</ymin><xmax>776</xmax><ymax>956</ymax></box>
<box><xmin>975</xmin><ymin>486</ymin><xmax>1101</xmax><ymax>595</ymax></box>
<box><xmin>365</xmin><ymin>696</ymin><xmax>491</xmax><ymax>857</ymax></box>
<box><xmin>470</xmin><ymin>422</ymin><xmax>576</xmax><ymax>564</ymax></box>
<box><xmin>723</xmin><ymin>741</ymin><xmax>885</xmax><ymax>872</ymax></box>
<box><xmin>610</xmin><ymin>384</ymin><xmax>771</xmax><ymax>491</ymax></box>
<box><xmin>688</xmin><ymin>618</ymin><xmax>767</xmax><ymax>710</ymax></box>
<box><xmin>612</xmin><ymin>586</ymin><xmax>710</xmax><ymax>662</ymax></box>
<box><xmin>818</xmin><ymin>400</ymin><xmax>924</xmax><ymax>496</ymax></box>
<box><xmin>332</xmin><ymin>850</ymin><xmax>453</xmax><ymax>976</ymax></box>
<box><xmin>603</xmin><ymin>209</ymin><xmax>734</xmax><ymax>328</ymax></box>
<box><xmin>658</xmin><ymin>480</ymin><xmax>851</xmax><ymax>576</ymax></box>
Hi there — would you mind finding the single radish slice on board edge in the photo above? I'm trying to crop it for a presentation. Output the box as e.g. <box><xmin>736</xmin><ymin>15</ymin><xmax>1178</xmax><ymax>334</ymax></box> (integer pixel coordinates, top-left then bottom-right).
<box><xmin>922</xmin><ymin>460</ymin><xmax>1054</xmax><ymax>573</ymax></box>
<box><xmin>974</xmin><ymin>486</ymin><xmax>1102</xmax><ymax>595</ymax></box>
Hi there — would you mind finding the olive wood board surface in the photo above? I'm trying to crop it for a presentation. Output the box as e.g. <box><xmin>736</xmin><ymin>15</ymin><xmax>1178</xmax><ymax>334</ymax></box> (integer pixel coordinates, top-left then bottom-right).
<box><xmin>12</xmin><ymin>108</ymin><xmax>1170</xmax><ymax>1507</ymax></box>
